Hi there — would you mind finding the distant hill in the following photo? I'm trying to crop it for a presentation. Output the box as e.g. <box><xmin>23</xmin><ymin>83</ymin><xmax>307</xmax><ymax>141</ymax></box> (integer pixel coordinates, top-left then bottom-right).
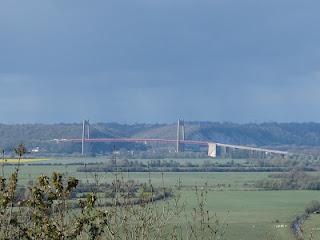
<box><xmin>1</xmin><ymin>122</ymin><xmax>320</xmax><ymax>154</ymax></box>
<box><xmin>132</xmin><ymin>122</ymin><xmax>320</xmax><ymax>147</ymax></box>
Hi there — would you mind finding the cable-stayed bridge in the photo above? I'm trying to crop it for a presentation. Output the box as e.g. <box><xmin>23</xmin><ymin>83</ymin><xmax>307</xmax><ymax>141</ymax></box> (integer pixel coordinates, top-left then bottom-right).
<box><xmin>52</xmin><ymin>120</ymin><xmax>288</xmax><ymax>158</ymax></box>
<box><xmin>53</xmin><ymin>137</ymin><xmax>288</xmax><ymax>157</ymax></box>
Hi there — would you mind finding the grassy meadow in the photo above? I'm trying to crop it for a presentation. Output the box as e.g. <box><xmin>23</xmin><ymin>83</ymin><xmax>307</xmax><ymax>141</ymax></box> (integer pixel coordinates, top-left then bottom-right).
<box><xmin>304</xmin><ymin>215</ymin><xmax>320</xmax><ymax>239</ymax></box>
<box><xmin>2</xmin><ymin>158</ymin><xmax>320</xmax><ymax>239</ymax></box>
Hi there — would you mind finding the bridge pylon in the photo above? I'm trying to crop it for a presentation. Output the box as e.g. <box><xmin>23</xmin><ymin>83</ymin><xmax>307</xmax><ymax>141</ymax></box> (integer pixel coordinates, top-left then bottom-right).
<box><xmin>176</xmin><ymin>119</ymin><xmax>185</xmax><ymax>153</ymax></box>
<box><xmin>81</xmin><ymin>120</ymin><xmax>90</xmax><ymax>155</ymax></box>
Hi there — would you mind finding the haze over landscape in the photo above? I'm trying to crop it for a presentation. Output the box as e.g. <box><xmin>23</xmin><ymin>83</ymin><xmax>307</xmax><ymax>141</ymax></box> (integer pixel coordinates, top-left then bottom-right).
<box><xmin>3</xmin><ymin>1</ymin><xmax>320</xmax><ymax>240</ymax></box>
<box><xmin>1</xmin><ymin>0</ymin><xmax>320</xmax><ymax>123</ymax></box>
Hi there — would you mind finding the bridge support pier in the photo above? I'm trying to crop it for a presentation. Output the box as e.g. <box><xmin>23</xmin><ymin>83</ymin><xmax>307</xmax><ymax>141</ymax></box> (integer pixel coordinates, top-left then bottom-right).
<box><xmin>208</xmin><ymin>143</ymin><xmax>217</xmax><ymax>158</ymax></box>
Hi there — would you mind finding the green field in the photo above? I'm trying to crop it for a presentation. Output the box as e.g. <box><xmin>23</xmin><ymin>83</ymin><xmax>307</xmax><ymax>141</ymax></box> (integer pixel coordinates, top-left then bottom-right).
<box><xmin>304</xmin><ymin>215</ymin><xmax>320</xmax><ymax>239</ymax></box>
<box><xmin>3</xmin><ymin>159</ymin><xmax>320</xmax><ymax>240</ymax></box>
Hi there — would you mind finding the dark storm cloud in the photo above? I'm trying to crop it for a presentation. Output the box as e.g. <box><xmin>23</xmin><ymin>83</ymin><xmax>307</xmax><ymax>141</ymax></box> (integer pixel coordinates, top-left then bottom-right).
<box><xmin>1</xmin><ymin>0</ymin><xmax>320</xmax><ymax>123</ymax></box>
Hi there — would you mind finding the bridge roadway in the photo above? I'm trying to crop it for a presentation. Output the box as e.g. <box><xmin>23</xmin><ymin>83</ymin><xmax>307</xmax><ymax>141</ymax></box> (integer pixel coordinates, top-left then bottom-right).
<box><xmin>53</xmin><ymin>138</ymin><xmax>288</xmax><ymax>155</ymax></box>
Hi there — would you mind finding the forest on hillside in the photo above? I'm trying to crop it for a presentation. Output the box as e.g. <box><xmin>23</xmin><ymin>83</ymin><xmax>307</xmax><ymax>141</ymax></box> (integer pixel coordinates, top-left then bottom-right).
<box><xmin>1</xmin><ymin>122</ymin><xmax>320</xmax><ymax>154</ymax></box>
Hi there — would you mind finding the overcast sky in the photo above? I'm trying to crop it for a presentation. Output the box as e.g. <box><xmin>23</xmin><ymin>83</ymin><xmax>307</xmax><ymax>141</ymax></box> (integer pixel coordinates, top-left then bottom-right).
<box><xmin>1</xmin><ymin>0</ymin><xmax>320</xmax><ymax>123</ymax></box>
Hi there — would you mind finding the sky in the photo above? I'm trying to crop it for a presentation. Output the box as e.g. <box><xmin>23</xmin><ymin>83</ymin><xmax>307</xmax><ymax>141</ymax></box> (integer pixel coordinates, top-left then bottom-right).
<box><xmin>1</xmin><ymin>0</ymin><xmax>320</xmax><ymax>123</ymax></box>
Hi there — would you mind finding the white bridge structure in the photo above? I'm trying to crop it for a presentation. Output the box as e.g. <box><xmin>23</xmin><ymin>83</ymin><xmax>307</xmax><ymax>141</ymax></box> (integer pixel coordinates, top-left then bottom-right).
<box><xmin>207</xmin><ymin>142</ymin><xmax>287</xmax><ymax>158</ymax></box>
<box><xmin>53</xmin><ymin>120</ymin><xmax>288</xmax><ymax>158</ymax></box>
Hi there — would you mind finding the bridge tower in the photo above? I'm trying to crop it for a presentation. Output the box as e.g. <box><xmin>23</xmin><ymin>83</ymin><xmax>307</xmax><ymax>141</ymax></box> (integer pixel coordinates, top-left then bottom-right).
<box><xmin>81</xmin><ymin>120</ymin><xmax>90</xmax><ymax>155</ymax></box>
<box><xmin>176</xmin><ymin>119</ymin><xmax>185</xmax><ymax>153</ymax></box>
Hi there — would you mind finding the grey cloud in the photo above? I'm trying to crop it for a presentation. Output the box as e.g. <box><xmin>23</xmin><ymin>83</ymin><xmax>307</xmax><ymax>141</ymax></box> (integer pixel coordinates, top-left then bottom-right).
<box><xmin>1</xmin><ymin>0</ymin><xmax>320</xmax><ymax>123</ymax></box>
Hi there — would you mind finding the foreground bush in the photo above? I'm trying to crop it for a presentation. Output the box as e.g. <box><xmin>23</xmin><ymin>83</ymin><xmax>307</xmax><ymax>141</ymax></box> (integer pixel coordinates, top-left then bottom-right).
<box><xmin>0</xmin><ymin>169</ymin><xmax>226</xmax><ymax>240</ymax></box>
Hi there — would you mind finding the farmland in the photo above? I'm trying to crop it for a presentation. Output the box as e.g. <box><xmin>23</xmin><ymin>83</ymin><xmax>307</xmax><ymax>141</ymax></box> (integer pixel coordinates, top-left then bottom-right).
<box><xmin>3</xmin><ymin>158</ymin><xmax>320</xmax><ymax>240</ymax></box>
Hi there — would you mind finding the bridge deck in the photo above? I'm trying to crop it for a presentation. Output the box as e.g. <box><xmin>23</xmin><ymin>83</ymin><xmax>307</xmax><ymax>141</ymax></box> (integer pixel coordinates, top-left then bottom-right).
<box><xmin>216</xmin><ymin>143</ymin><xmax>288</xmax><ymax>155</ymax></box>
<box><xmin>53</xmin><ymin>138</ymin><xmax>288</xmax><ymax>155</ymax></box>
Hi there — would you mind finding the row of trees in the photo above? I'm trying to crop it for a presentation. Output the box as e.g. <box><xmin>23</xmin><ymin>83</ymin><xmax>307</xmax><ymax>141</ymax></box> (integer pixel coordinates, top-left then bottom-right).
<box><xmin>255</xmin><ymin>169</ymin><xmax>320</xmax><ymax>190</ymax></box>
